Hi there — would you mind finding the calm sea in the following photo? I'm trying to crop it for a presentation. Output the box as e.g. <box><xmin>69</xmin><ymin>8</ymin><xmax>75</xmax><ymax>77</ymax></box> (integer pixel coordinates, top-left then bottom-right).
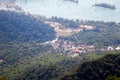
<box><xmin>18</xmin><ymin>0</ymin><xmax>120</xmax><ymax>22</ymax></box>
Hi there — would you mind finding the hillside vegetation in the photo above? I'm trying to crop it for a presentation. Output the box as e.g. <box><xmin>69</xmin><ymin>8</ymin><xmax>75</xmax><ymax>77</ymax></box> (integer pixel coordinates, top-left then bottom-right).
<box><xmin>61</xmin><ymin>53</ymin><xmax>120</xmax><ymax>80</ymax></box>
<box><xmin>58</xmin><ymin>20</ymin><xmax>120</xmax><ymax>47</ymax></box>
<box><xmin>0</xmin><ymin>10</ymin><xmax>56</xmax><ymax>80</ymax></box>
<box><xmin>0</xmin><ymin>10</ymin><xmax>120</xmax><ymax>80</ymax></box>
<box><xmin>0</xmin><ymin>10</ymin><xmax>56</xmax><ymax>43</ymax></box>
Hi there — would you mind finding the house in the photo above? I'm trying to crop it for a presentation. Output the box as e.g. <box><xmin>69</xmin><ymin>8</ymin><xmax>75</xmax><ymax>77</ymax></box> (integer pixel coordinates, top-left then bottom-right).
<box><xmin>0</xmin><ymin>59</ymin><xmax>3</xmax><ymax>63</ymax></box>
<box><xmin>107</xmin><ymin>46</ymin><xmax>114</xmax><ymax>51</ymax></box>
<box><xmin>115</xmin><ymin>46</ymin><xmax>120</xmax><ymax>50</ymax></box>
<box><xmin>69</xmin><ymin>53</ymin><xmax>79</xmax><ymax>58</ymax></box>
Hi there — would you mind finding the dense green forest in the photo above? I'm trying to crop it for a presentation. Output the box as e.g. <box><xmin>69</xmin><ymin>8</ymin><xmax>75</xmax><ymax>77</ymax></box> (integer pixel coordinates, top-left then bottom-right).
<box><xmin>0</xmin><ymin>10</ymin><xmax>56</xmax><ymax>80</ymax></box>
<box><xmin>62</xmin><ymin>53</ymin><xmax>120</xmax><ymax>80</ymax></box>
<box><xmin>0</xmin><ymin>10</ymin><xmax>56</xmax><ymax>43</ymax></box>
<box><xmin>1</xmin><ymin>50</ymin><xmax>120</xmax><ymax>80</ymax></box>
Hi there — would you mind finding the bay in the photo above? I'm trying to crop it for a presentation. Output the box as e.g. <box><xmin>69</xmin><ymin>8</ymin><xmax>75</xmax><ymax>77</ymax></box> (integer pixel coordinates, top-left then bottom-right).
<box><xmin>17</xmin><ymin>0</ymin><xmax>120</xmax><ymax>22</ymax></box>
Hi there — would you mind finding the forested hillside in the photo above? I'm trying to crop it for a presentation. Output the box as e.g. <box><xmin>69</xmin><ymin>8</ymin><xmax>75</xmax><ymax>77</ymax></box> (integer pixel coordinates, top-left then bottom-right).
<box><xmin>58</xmin><ymin>20</ymin><xmax>120</xmax><ymax>47</ymax></box>
<box><xmin>0</xmin><ymin>10</ymin><xmax>56</xmax><ymax>43</ymax></box>
<box><xmin>62</xmin><ymin>53</ymin><xmax>120</xmax><ymax>80</ymax></box>
<box><xmin>0</xmin><ymin>10</ymin><xmax>56</xmax><ymax>80</ymax></box>
<box><xmin>0</xmin><ymin>9</ymin><xmax>120</xmax><ymax>80</ymax></box>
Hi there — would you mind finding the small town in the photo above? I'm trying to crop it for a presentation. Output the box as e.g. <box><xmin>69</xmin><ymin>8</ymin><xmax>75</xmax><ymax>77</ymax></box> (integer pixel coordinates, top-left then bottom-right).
<box><xmin>44</xmin><ymin>38</ymin><xmax>120</xmax><ymax>57</ymax></box>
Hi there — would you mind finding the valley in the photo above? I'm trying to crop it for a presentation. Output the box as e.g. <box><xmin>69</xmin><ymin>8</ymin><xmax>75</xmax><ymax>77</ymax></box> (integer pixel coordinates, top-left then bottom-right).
<box><xmin>0</xmin><ymin>0</ymin><xmax>120</xmax><ymax>80</ymax></box>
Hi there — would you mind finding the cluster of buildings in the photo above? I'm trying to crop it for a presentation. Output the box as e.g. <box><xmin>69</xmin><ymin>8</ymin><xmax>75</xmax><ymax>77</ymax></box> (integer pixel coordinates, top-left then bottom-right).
<box><xmin>106</xmin><ymin>46</ymin><xmax>120</xmax><ymax>51</ymax></box>
<box><xmin>60</xmin><ymin>41</ymin><xmax>95</xmax><ymax>57</ymax></box>
<box><xmin>45</xmin><ymin>38</ymin><xmax>95</xmax><ymax>57</ymax></box>
<box><xmin>44</xmin><ymin>38</ymin><xmax>120</xmax><ymax>58</ymax></box>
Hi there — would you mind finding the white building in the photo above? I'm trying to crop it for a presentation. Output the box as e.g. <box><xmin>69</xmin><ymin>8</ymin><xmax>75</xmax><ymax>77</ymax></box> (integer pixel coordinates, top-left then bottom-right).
<box><xmin>107</xmin><ymin>46</ymin><xmax>114</xmax><ymax>51</ymax></box>
<box><xmin>115</xmin><ymin>46</ymin><xmax>120</xmax><ymax>50</ymax></box>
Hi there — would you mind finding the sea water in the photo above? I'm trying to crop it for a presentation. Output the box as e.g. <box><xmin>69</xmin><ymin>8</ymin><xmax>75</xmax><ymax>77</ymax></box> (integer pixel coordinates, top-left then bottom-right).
<box><xmin>17</xmin><ymin>0</ymin><xmax>120</xmax><ymax>22</ymax></box>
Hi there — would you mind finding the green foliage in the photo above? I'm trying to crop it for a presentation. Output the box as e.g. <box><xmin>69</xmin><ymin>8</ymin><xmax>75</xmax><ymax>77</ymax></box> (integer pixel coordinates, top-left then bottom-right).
<box><xmin>0</xmin><ymin>10</ymin><xmax>56</xmax><ymax>43</ymax></box>
<box><xmin>1</xmin><ymin>54</ymin><xmax>68</xmax><ymax>80</ymax></box>
<box><xmin>0</xmin><ymin>10</ymin><xmax>120</xmax><ymax>80</ymax></box>
<box><xmin>60</xmin><ymin>21</ymin><xmax>120</xmax><ymax>46</ymax></box>
<box><xmin>62</xmin><ymin>53</ymin><xmax>120</xmax><ymax>80</ymax></box>
<box><xmin>15</xmin><ymin>65</ymin><xmax>66</xmax><ymax>80</ymax></box>
<box><xmin>0</xmin><ymin>10</ymin><xmax>56</xmax><ymax>80</ymax></box>
<box><xmin>106</xmin><ymin>75</ymin><xmax>120</xmax><ymax>80</ymax></box>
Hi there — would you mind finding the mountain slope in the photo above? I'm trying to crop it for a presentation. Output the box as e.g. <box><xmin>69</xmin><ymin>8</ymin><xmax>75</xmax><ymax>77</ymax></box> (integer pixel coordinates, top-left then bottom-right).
<box><xmin>59</xmin><ymin>20</ymin><xmax>120</xmax><ymax>46</ymax></box>
<box><xmin>0</xmin><ymin>10</ymin><xmax>56</xmax><ymax>43</ymax></box>
<box><xmin>0</xmin><ymin>10</ymin><xmax>56</xmax><ymax>79</ymax></box>
<box><xmin>61</xmin><ymin>53</ymin><xmax>120</xmax><ymax>80</ymax></box>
